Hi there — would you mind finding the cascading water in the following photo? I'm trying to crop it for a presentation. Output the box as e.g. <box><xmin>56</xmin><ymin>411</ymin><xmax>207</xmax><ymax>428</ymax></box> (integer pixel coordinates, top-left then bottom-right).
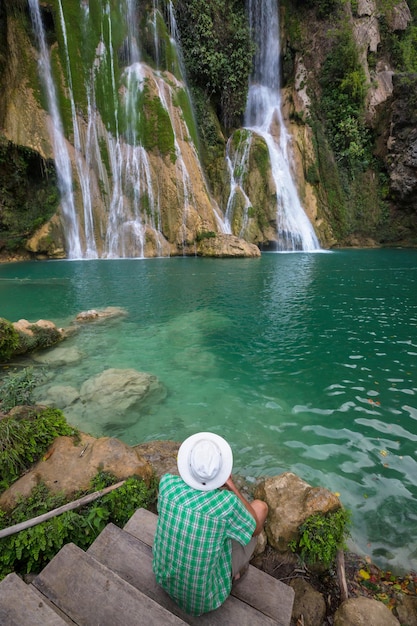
<box><xmin>244</xmin><ymin>0</ymin><xmax>320</xmax><ymax>251</ymax></box>
<box><xmin>28</xmin><ymin>0</ymin><xmax>82</xmax><ymax>259</ymax></box>
<box><xmin>224</xmin><ymin>133</ymin><xmax>253</xmax><ymax>237</ymax></box>
<box><xmin>28</xmin><ymin>0</ymin><xmax>223</xmax><ymax>259</ymax></box>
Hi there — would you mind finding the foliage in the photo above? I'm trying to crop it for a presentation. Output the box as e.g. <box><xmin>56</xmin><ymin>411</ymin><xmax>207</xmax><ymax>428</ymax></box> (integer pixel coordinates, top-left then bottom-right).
<box><xmin>196</xmin><ymin>231</ymin><xmax>216</xmax><ymax>242</ymax></box>
<box><xmin>379</xmin><ymin>14</ymin><xmax>417</xmax><ymax>73</ymax></box>
<box><xmin>0</xmin><ymin>134</ymin><xmax>59</xmax><ymax>253</ymax></box>
<box><xmin>319</xmin><ymin>27</ymin><xmax>369</xmax><ymax>171</ymax></box>
<box><xmin>0</xmin><ymin>407</ymin><xmax>77</xmax><ymax>490</ymax></box>
<box><xmin>0</xmin><ymin>318</ymin><xmax>19</xmax><ymax>362</ymax></box>
<box><xmin>174</xmin><ymin>0</ymin><xmax>255</xmax><ymax>129</ymax></box>
<box><xmin>0</xmin><ymin>474</ymin><xmax>158</xmax><ymax>580</ymax></box>
<box><xmin>289</xmin><ymin>508</ymin><xmax>351</xmax><ymax>569</ymax></box>
<box><xmin>293</xmin><ymin>0</ymin><xmax>345</xmax><ymax>20</ymax></box>
<box><xmin>0</xmin><ymin>366</ymin><xmax>43</xmax><ymax>412</ymax></box>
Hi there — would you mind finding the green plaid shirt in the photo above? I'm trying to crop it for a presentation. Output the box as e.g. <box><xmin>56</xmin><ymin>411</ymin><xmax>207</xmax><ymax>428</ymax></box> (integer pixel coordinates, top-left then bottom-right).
<box><xmin>152</xmin><ymin>473</ymin><xmax>256</xmax><ymax>616</ymax></box>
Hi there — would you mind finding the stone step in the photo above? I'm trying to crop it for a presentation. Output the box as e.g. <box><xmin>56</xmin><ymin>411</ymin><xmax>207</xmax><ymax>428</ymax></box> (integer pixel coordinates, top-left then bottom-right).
<box><xmin>88</xmin><ymin>521</ymin><xmax>278</xmax><ymax>625</ymax></box>
<box><xmin>0</xmin><ymin>572</ymin><xmax>70</xmax><ymax>626</ymax></box>
<box><xmin>122</xmin><ymin>507</ymin><xmax>294</xmax><ymax>626</ymax></box>
<box><xmin>31</xmin><ymin>542</ymin><xmax>187</xmax><ymax>625</ymax></box>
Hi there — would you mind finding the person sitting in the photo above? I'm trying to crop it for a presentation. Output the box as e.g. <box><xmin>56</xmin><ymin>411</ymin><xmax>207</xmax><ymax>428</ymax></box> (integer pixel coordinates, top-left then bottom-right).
<box><xmin>152</xmin><ymin>431</ymin><xmax>269</xmax><ymax>616</ymax></box>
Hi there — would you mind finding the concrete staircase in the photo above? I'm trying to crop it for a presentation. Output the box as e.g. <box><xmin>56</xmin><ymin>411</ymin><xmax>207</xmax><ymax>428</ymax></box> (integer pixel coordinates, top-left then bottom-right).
<box><xmin>0</xmin><ymin>508</ymin><xmax>295</xmax><ymax>625</ymax></box>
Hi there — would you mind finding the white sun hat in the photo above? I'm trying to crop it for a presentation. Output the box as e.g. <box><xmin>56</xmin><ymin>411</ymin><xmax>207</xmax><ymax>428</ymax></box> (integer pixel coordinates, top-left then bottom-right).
<box><xmin>177</xmin><ymin>432</ymin><xmax>233</xmax><ymax>491</ymax></box>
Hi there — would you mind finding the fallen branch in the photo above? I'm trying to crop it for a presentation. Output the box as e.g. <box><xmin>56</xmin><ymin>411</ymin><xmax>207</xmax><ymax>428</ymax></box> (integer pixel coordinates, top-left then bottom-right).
<box><xmin>0</xmin><ymin>480</ymin><xmax>126</xmax><ymax>539</ymax></box>
<box><xmin>337</xmin><ymin>549</ymin><xmax>349</xmax><ymax>602</ymax></box>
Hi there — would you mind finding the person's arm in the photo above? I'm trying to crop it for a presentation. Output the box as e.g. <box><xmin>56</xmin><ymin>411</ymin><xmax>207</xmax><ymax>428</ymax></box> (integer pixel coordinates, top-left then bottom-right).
<box><xmin>223</xmin><ymin>476</ymin><xmax>268</xmax><ymax>536</ymax></box>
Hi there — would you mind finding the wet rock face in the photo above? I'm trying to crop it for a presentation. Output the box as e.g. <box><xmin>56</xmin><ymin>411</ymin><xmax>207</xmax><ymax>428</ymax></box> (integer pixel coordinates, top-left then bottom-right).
<box><xmin>385</xmin><ymin>74</ymin><xmax>417</xmax><ymax>212</ymax></box>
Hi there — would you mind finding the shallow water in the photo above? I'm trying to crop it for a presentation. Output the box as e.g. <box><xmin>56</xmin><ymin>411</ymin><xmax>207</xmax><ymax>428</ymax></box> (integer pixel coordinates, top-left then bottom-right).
<box><xmin>1</xmin><ymin>250</ymin><xmax>416</xmax><ymax>572</ymax></box>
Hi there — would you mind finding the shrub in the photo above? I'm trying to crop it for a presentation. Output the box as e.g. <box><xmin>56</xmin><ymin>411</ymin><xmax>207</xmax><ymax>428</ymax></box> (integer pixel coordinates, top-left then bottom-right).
<box><xmin>15</xmin><ymin>324</ymin><xmax>62</xmax><ymax>355</ymax></box>
<box><xmin>0</xmin><ymin>474</ymin><xmax>158</xmax><ymax>579</ymax></box>
<box><xmin>289</xmin><ymin>508</ymin><xmax>351</xmax><ymax>569</ymax></box>
<box><xmin>0</xmin><ymin>318</ymin><xmax>19</xmax><ymax>362</ymax></box>
<box><xmin>0</xmin><ymin>407</ymin><xmax>77</xmax><ymax>490</ymax></box>
<box><xmin>0</xmin><ymin>366</ymin><xmax>42</xmax><ymax>412</ymax></box>
<box><xmin>174</xmin><ymin>0</ymin><xmax>254</xmax><ymax>128</ymax></box>
<box><xmin>319</xmin><ymin>27</ymin><xmax>369</xmax><ymax>171</ymax></box>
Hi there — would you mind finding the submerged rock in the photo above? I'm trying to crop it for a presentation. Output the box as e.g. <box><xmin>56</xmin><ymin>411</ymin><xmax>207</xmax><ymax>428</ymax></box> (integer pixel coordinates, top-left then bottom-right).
<box><xmin>79</xmin><ymin>368</ymin><xmax>166</xmax><ymax>422</ymax></box>
<box><xmin>41</xmin><ymin>385</ymin><xmax>80</xmax><ymax>409</ymax></box>
<box><xmin>74</xmin><ymin>306</ymin><xmax>128</xmax><ymax>323</ymax></box>
<box><xmin>33</xmin><ymin>346</ymin><xmax>84</xmax><ymax>366</ymax></box>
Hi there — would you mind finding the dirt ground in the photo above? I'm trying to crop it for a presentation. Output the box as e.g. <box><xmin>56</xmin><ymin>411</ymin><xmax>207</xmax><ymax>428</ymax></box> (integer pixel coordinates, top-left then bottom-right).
<box><xmin>254</xmin><ymin>546</ymin><xmax>417</xmax><ymax>624</ymax></box>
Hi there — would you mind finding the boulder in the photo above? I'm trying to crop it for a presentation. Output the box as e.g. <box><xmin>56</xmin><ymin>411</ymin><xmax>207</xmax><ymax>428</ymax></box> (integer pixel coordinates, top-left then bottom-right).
<box><xmin>385</xmin><ymin>0</ymin><xmax>412</xmax><ymax>31</ymax></box>
<box><xmin>13</xmin><ymin>319</ymin><xmax>60</xmax><ymax>335</ymax></box>
<box><xmin>334</xmin><ymin>596</ymin><xmax>400</xmax><ymax>625</ymax></box>
<box><xmin>12</xmin><ymin>319</ymin><xmax>64</xmax><ymax>355</ymax></box>
<box><xmin>134</xmin><ymin>440</ymin><xmax>180</xmax><ymax>478</ymax></box>
<box><xmin>25</xmin><ymin>215</ymin><xmax>66</xmax><ymax>259</ymax></box>
<box><xmin>289</xmin><ymin>578</ymin><xmax>326</xmax><ymax>626</ymax></box>
<box><xmin>395</xmin><ymin>595</ymin><xmax>417</xmax><ymax>626</ymax></box>
<box><xmin>0</xmin><ymin>433</ymin><xmax>154</xmax><ymax>511</ymax></box>
<box><xmin>254</xmin><ymin>472</ymin><xmax>341</xmax><ymax>552</ymax></box>
<box><xmin>195</xmin><ymin>233</ymin><xmax>261</xmax><ymax>258</ymax></box>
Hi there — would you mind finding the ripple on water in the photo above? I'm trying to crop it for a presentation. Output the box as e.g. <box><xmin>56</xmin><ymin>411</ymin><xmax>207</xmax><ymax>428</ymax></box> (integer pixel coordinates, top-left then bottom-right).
<box><xmin>1</xmin><ymin>251</ymin><xmax>417</xmax><ymax>572</ymax></box>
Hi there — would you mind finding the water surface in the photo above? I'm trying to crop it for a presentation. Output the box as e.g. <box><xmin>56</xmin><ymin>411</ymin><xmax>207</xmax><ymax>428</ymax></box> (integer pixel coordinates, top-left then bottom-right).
<box><xmin>1</xmin><ymin>250</ymin><xmax>416</xmax><ymax>572</ymax></box>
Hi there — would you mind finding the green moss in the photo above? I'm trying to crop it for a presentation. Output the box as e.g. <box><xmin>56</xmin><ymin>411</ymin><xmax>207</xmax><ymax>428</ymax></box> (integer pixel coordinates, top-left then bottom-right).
<box><xmin>138</xmin><ymin>86</ymin><xmax>175</xmax><ymax>159</ymax></box>
<box><xmin>231</xmin><ymin>129</ymin><xmax>251</xmax><ymax>151</ymax></box>
<box><xmin>46</xmin><ymin>0</ymin><xmax>129</xmax><ymax>136</ymax></box>
<box><xmin>173</xmin><ymin>87</ymin><xmax>199</xmax><ymax>149</ymax></box>
<box><xmin>311</xmin><ymin>121</ymin><xmax>348</xmax><ymax>239</ymax></box>
<box><xmin>196</xmin><ymin>230</ymin><xmax>216</xmax><ymax>241</ymax></box>
<box><xmin>251</xmin><ymin>137</ymin><xmax>270</xmax><ymax>180</ymax></box>
<box><xmin>141</xmin><ymin>8</ymin><xmax>183</xmax><ymax>79</ymax></box>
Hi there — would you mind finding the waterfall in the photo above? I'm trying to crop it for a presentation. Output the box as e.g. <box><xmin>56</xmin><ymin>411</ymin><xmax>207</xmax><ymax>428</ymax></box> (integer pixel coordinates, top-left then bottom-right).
<box><xmin>56</xmin><ymin>0</ymin><xmax>98</xmax><ymax>259</ymax></box>
<box><xmin>28</xmin><ymin>0</ymin><xmax>219</xmax><ymax>259</ymax></box>
<box><xmin>163</xmin><ymin>1</ymin><xmax>229</xmax><ymax>238</ymax></box>
<box><xmin>224</xmin><ymin>133</ymin><xmax>253</xmax><ymax>236</ymax></box>
<box><xmin>28</xmin><ymin>0</ymin><xmax>82</xmax><ymax>259</ymax></box>
<box><xmin>245</xmin><ymin>0</ymin><xmax>320</xmax><ymax>251</ymax></box>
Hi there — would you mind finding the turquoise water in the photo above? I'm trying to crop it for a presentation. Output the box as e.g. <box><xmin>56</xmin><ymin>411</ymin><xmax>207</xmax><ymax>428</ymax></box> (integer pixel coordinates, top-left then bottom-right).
<box><xmin>1</xmin><ymin>250</ymin><xmax>417</xmax><ymax>572</ymax></box>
